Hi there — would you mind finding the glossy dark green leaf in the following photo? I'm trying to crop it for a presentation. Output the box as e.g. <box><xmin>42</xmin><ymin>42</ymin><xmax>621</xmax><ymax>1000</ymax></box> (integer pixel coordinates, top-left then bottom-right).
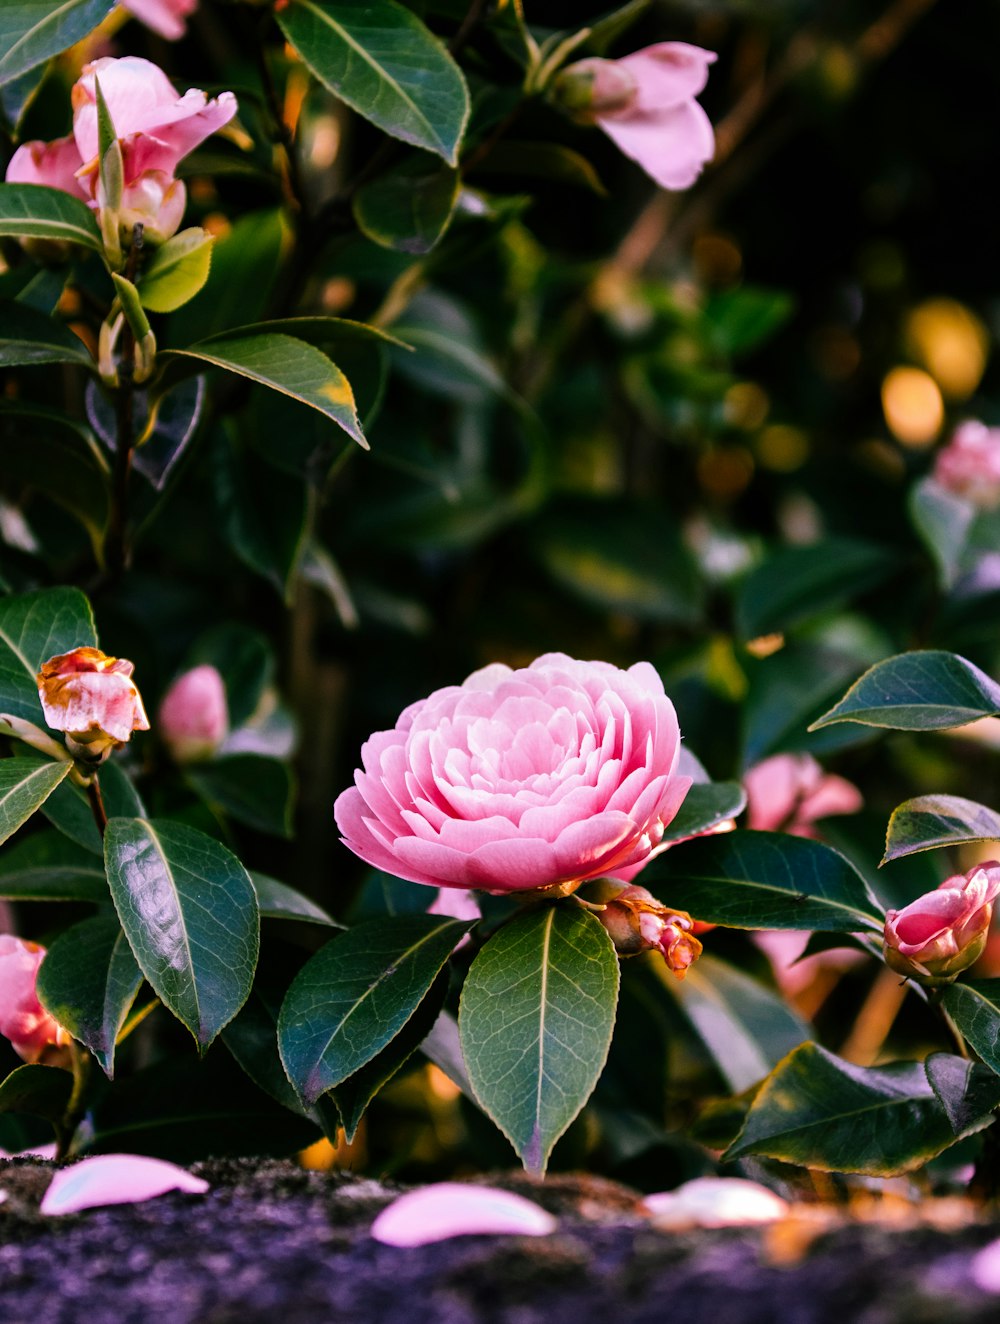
<box><xmin>0</xmin><ymin>753</ymin><xmax>70</xmax><ymax>846</ymax></box>
<box><xmin>458</xmin><ymin>904</ymin><xmax>619</xmax><ymax>1176</ymax></box>
<box><xmin>41</xmin><ymin>757</ymin><xmax>144</xmax><ymax>855</ymax></box>
<box><xmin>941</xmin><ymin>982</ymin><xmax>1000</xmax><ymax>1076</ymax></box>
<box><xmin>86</xmin><ymin>376</ymin><xmax>204</xmax><ymax>492</ymax></box>
<box><xmin>0</xmin><ymin>1</ymin><xmax>112</xmax><ymax>87</ymax></box>
<box><xmin>736</xmin><ymin>539</ymin><xmax>895</xmax><ymax>640</ymax></box>
<box><xmin>215</xmin><ymin>433</ymin><xmax>311</xmax><ymax>599</ymax></box>
<box><xmin>665</xmin><ymin>953</ymin><xmax>811</xmax><ymax>1093</ymax></box>
<box><xmin>883</xmin><ymin>794</ymin><xmax>1000</xmax><ymax>864</ymax></box>
<box><xmin>0</xmin><ymin>1063</ymin><xmax>71</xmax><ymax>1123</ymax></box>
<box><xmin>645</xmin><ymin>829</ymin><xmax>883</xmax><ymax>931</ymax></box>
<box><xmin>727</xmin><ymin>1042</ymin><xmax>987</xmax><ymax>1173</ymax></box>
<box><xmin>0</xmin><ymin>829</ymin><xmax>107</xmax><ymax>901</ymax></box>
<box><xmin>279</xmin><ymin>914</ymin><xmax>469</xmax><ymax>1104</ymax></box>
<box><xmin>811</xmin><ymin>651</ymin><xmax>1000</xmax><ymax>732</ymax></box>
<box><xmin>925</xmin><ymin>1052</ymin><xmax>1000</xmax><ymax>1134</ymax></box>
<box><xmin>472</xmin><ymin>141</ymin><xmax>607</xmax><ymax>195</ymax></box>
<box><xmin>104</xmin><ymin>818</ymin><xmax>260</xmax><ymax>1050</ymax></box>
<box><xmin>168</xmin><ymin>209</ymin><xmax>286</xmax><ymax>345</ymax></box>
<box><xmin>0</xmin><ymin>300</ymin><xmax>93</xmax><ymax>367</ymax></box>
<box><xmin>187</xmin><ymin>754</ymin><xmax>294</xmax><ymax>838</ymax></box>
<box><xmin>167</xmin><ymin>333</ymin><xmax>366</xmax><ymax>447</ymax></box>
<box><xmin>910</xmin><ymin>477</ymin><xmax>975</xmax><ymax>590</ymax></box>
<box><xmin>0</xmin><ymin>182</ymin><xmax>102</xmax><ymax>250</ymax></box>
<box><xmin>660</xmin><ymin>781</ymin><xmax>746</xmax><ymax>846</ymax></box>
<box><xmin>251</xmin><ymin>874</ymin><xmax>337</xmax><ymax>926</ymax></box>
<box><xmin>347</xmin><ymin>868</ymin><xmax>434</xmax><ymax>921</ymax></box>
<box><xmin>354</xmin><ymin>156</ymin><xmax>459</xmax><ymax>254</ymax></box>
<box><xmin>0</xmin><ymin>586</ymin><xmax>96</xmax><ymax>725</ymax></box>
<box><xmin>36</xmin><ymin>915</ymin><xmax>143</xmax><ymax>1077</ymax></box>
<box><xmin>277</xmin><ymin>0</ymin><xmax>469</xmax><ymax>164</ymax></box>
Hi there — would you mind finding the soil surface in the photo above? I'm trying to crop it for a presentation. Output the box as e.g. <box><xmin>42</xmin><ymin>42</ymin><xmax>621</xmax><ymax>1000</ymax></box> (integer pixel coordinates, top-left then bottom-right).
<box><xmin>2</xmin><ymin>1158</ymin><xmax>1000</xmax><ymax>1323</ymax></box>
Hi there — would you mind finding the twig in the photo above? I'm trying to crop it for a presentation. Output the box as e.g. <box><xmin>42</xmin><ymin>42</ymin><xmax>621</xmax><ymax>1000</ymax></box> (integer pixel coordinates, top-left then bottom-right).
<box><xmin>86</xmin><ymin>774</ymin><xmax>108</xmax><ymax>838</ymax></box>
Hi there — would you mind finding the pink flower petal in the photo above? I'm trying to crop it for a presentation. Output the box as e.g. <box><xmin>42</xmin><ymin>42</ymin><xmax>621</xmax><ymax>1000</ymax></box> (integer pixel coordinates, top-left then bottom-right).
<box><xmin>643</xmin><ymin>1178</ymin><xmax>788</xmax><ymax>1228</ymax></box>
<box><xmin>370</xmin><ymin>1183</ymin><xmax>557</xmax><ymax>1246</ymax></box>
<box><xmin>39</xmin><ymin>1154</ymin><xmax>209</xmax><ymax>1215</ymax></box>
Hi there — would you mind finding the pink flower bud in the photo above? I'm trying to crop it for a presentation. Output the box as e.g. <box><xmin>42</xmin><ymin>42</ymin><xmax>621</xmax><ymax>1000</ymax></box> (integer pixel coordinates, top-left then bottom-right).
<box><xmin>158</xmin><ymin>665</ymin><xmax>229</xmax><ymax>763</ymax></box>
<box><xmin>118</xmin><ymin>171</ymin><xmax>187</xmax><ymax>247</ymax></box>
<box><xmin>37</xmin><ymin>646</ymin><xmax>149</xmax><ymax>763</ymax></box>
<box><xmin>0</xmin><ymin>936</ymin><xmax>70</xmax><ymax>1063</ymax></box>
<box><xmin>120</xmin><ymin>0</ymin><xmax>198</xmax><ymax>41</ymax></box>
<box><xmin>587</xmin><ymin>880</ymin><xmax>702</xmax><ymax>978</ymax></box>
<box><xmin>555</xmin><ymin>43</ymin><xmax>716</xmax><ymax>191</ymax></box>
<box><xmin>932</xmin><ymin>421</ymin><xmax>1000</xmax><ymax>509</ymax></box>
<box><xmin>743</xmin><ymin>753</ymin><xmax>862</xmax><ymax>837</ymax></box>
<box><xmin>883</xmin><ymin>863</ymin><xmax>1000</xmax><ymax>986</ymax></box>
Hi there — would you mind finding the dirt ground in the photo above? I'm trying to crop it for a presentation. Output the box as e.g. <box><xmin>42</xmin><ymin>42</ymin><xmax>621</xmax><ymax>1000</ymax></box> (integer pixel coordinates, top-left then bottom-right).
<box><xmin>2</xmin><ymin>1158</ymin><xmax>1000</xmax><ymax>1323</ymax></box>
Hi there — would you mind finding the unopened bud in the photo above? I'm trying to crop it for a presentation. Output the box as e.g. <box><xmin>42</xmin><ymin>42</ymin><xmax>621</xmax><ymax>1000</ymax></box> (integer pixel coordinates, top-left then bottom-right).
<box><xmin>134</xmin><ymin>330</ymin><xmax>157</xmax><ymax>384</ymax></box>
<box><xmin>883</xmin><ymin>863</ymin><xmax>1000</xmax><ymax>987</ymax></box>
<box><xmin>585</xmin><ymin>879</ymin><xmax>702</xmax><ymax>978</ymax></box>
<box><xmin>99</xmin><ymin>311</ymin><xmax>124</xmax><ymax>386</ymax></box>
<box><xmin>158</xmin><ymin>665</ymin><xmax>228</xmax><ymax>763</ymax></box>
<box><xmin>551</xmin><ymin>57</ymin><xmax>637</xmax><ymax>121</ymax></box>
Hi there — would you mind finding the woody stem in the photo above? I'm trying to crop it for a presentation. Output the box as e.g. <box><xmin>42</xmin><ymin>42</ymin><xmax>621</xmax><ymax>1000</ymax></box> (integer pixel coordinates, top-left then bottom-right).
<box><xmin>86</xmin><ymin>775</ymin><xmax>108</xmax><ymax>839</ymax></box>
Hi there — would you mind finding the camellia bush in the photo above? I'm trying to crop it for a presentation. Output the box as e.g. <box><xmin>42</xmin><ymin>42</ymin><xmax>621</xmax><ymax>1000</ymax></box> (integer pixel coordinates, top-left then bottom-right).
<box><xmin>3</xmin><ymin>0</ymin><xmax>1000</xmax><ymax>1198</ymax></box>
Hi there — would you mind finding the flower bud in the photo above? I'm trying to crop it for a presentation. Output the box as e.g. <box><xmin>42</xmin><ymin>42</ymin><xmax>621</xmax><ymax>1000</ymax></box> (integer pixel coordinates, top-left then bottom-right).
<box><xmin>883</xmin><ymin>863</ymin><xmax>1000</xmax><ymax>986</ymax></box>
<box><xmin>158</xmin><ymin>665</ymin><xmax>228</xmax><ymax>763</ymax></box>
<box><xmin>0</xmin><ymin>935</ymin><xmax>71</xmax><ymax>1063</ymax></box>
<box><xmin>37</xmin><ymin>646</ymin><xmax>150</xmax><ymax>764</ymax></box>
<box><xmin>586</xmin><ymin>879</ymin><xmax>702</xmax><ymax>978</ymax></box>
<box><xmin>552</xmin><ymin>58</ymin><xmax>638</xmax><ymax>120</ymax></box>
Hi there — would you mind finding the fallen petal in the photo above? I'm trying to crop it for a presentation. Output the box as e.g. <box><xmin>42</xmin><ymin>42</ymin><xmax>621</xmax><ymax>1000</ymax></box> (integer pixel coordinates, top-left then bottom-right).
<box><xmin>370</xmin><ymin>1182</ymin><xmax>557</xmax><ymax>1246</ymax></box>
<box><xmin>40</xmin><ymin>1154</ymin><xmax>209</xmax><ymax>1215</ymax></box>
<box><xmin>971</xmin><ymin>1237</ymin><xmax>1000</xmax><ymax>1292</ymax></box>
<box><xmin>643</xmin><ymin>1177</ymin><xmax>788</xmax><ymax>1228</ymax></box>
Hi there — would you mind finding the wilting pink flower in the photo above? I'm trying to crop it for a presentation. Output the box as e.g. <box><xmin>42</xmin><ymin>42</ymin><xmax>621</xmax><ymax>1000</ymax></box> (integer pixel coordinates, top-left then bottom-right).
<box><xmin>370</xmin><ymin>1183</ymin><xmax>557</xmax><ymax>1246</ymax></box>
<box><xmin>38</xmin><ymin>646</ymin><xmax>149</xmax><ymax>762</ymax></box>
<box><xmin>334</xmin><ymin>654</ymin><xmax>691</xmax><ymax>894</ymax></box>
<box><xmin>6</xmin><ymin>56</ymin><xmax>236</xmax><ymax>247</ymax></box>
<box><xmin>932</xmin><ymin>420</ymin><xmax>1000</xmax><ymax>509</ymax></box>
<box><xmin>555</xmin><ymin>43</ymin><xmax>715</xmax><ymax>191</ymax></box>
<box><xmin>158</xmin><ymin>665</ymin><xmax>228</xmax><ymax>763</ymax></box>
<box><xmin>884</xmin><ymin>863</ymin><xmax>1000</xmax><ymax>985</ymax></box>
<box><xmin>744</xmin><ymin>753</ymin><xmax>862</xmax><ymax>837</ymax></box>
<box><xmin>40</xmin><ymin>1154</ymin><xmax>209</xmax><ymax>1216</ymax></box>
<box><xmin>121</xmin><ymin>0</ymin><xmax>198</xmax><ymax>41</ymax></box>
<box><xmin>586</xmin><ymin>879</ymin><xmax>701</xmax><ymax>977</ymax></box>
<box><xmin>0</xmin><ymin>936</ymin><xmax>70</xmax><ymax>1063</ymax></box>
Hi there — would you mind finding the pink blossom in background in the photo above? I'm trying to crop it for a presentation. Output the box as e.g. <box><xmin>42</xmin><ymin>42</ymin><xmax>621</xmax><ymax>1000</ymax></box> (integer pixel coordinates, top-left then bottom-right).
<box><xmin>557</xmin><ymin>43</ymin><xmax>716</xmax><ymax>191</ymax></box>
<box><xmin>0</xmin><ymin>936</ymin><xmax>70</xmax><ymax>1063</ymax></box>
<box><xmin>884</xmin><ymin>862</ymin><xmax>1000</xmax><ymax>985</ymax></box>
<box><xmin>37</xmin><ymin>646</ymin><xmax>149</xmax><ymax>761</ymax></box>
<box><xmin>158</xmin><ymin>664</ymin><xmax>229</xmax><ymax>763</ymax></box>
<box><xmin>743</xmin><ymin>753</ymin><xmax>862</xmax><ymax>836</ymax></box>
<box><xmin>370</xmin><ymin>1183</ymin><xmax>557</xmax><ymax>1246</ymax></box>
<box><xmin>40</xmin><ymin>1154</ymin><xmax>209</xmax><ymax>1216</ymax></box>
<box><xmin>120</xmin><ymin>0</ymin><xmax>198</xmax><ymax>41</ymax></box>
<box><xmin>932</xmin><ymin>420</ymin><xmax>1000</xmax><ymax>509</ymax></box>
<box><xmin>334</xmin><ymin>653</ymin><xmax>691</xmax><ymax>893</ymax></box>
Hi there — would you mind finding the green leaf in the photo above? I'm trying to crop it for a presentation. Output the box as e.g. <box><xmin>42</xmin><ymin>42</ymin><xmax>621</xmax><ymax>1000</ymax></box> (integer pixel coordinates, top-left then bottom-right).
<box><xmin>354</xmin><ymin>155</ymin><xmax>459</xmax><ymax>254</ymax></box>
<box><xmin>0</xmin><ymin>829</ymin><xmax>107</xmax><ymax>901</ymax></box>
<box><xmin>925</xmin><ymin>1052</ymin><xmax>1000</xmax><ymax>1134</ymax></box>
<box><xmin>0</xmin><ymin>753</ymin><xmax>70</xmax><ymax>847</ymax></box>
<box><xmin>585</xmin><ymin>0</ymin><xmax>653</xmax><ymax>55</ymax></box>
<box><xmin>278</xmin><ymin>913</ymin><xmax>470</xmax><ymax>1103</ymax></box>
<box><xmin>910</xmin><ymin>477</ymin><xmax>976</xmax><ymax>590</ymax></box>
<box><xmin>666</xmin><ymin>953</ymin><xmax>811</xmax><ymax>1093</ymax></box>
<box><xmin>941</xmin><ymin>981</ymin><xmax>1000</xmax><ymax>1076</ymax></box>
<box><xmin>138</xmin><ymin>228</ymin><xmax>215</xmax><ymax>313</ymax></box>
<box><xmin>251</xmin><ymin>873</ymin><xmax>337</xmax><ymax>926</ymax></box>
<box><xmin>166</xmin><ymin>333</ymin><xmax>366</xmax><ymax>447</ymax></box>
<box><xmin>215</xmin><ymin>433</ymin><xmax>311</xmax><ymax>599</ymax></box>
<box><xmin>0</xmin><ymin>182</ymin><xmax>103</xmax><ymax>250</ymax></box>
<box><xmin>186</xmin><ymin>754</ymin><xmax>294</xmax><ymax>838</ymax></box>
<box><xmin>168</xmin><ymin>209</ymin><xmax>286</xmax><ymax>344</ymax></box>
<box><xmin>472</xmin><ymin>142</ymin><xmax>607</xmax><ymax>195</ymax></box>
<box><xmin>0</xmin><ymin>299</ymin><xmax>93</xmax><ymax>368</ymax></box>
<box><xmin>727</xmin><ymin>1042</ymin><xmax>989</xmax><ymax>1174</ymax></box>
<box><xmin>35</xmin><ymin>915</ymin><xmax>143</xmax><ymax>1077</ymax></box>
<box><xmin>0</xmin><ymin>1</ymin><xmax>113</xmax><ymax>88</ymax></box>
<box><xmin>0</xmin><ymin>1063</ymin><xmax>71</xmax><ymax>1124</ymax></box>
<box><xmin>644</xmin><ymin>829</ymin><xmax>883</xmax><ymax>931</ymax></box>
<box><xmin>458</xmin><ymin>903</ymin><xmax>619</xmax><ymax>1176</ymax></box>
<box><xmin>660</xmin><ymin>780</ymin><xmax>746</xmax><ymax>846</ymax></box>
<box><xmin>41</xmin><ymin>756</ymin><xmax>144</xmax><ymax>855</ymax></box>
<box><xmin>0</xmin><ymin>586</ymin><xmax>96</xmax><ymax>725</ymax></box>
<box><xmin>276</xmin><ymin>0</ymin><xmax>470</xmax><ymax>165</ymax></box>
<box><xmin>883</xmin><ymin>794</ymin><xmax>1000</xmax><ymax>864</ymax></box>
<box><xmin>736</xmin><ymin>539</ymin><xmax>896</xmax><ymax>640</ymax></box>
<box><xmin>810</xmin><ymin>651</ymin><xmax>1000</xmax><ymax>732</ymax></box>
<box><xmin>104</xmin><ymin>817</ymin><xmax>260</xmax><ymax>1050</ymax></box>
<box><xmin>704</xmin><ymin>285</ymin><xmax>795</xmax><ymax>357</ymax></box>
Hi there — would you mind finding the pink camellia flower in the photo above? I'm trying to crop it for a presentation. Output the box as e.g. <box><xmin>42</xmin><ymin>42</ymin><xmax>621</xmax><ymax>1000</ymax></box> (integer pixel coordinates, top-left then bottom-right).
<box><xmin>6</xmin><ymin>56</ymin><xmax>236</xmax><ymax>247</ymax></box>
<box><xmin>883</xmin><ymin>862</ymin><xmax>1000</xmax><ymax>986</ymax></box>
<box><xmin>932</xmin><ymin>420</ymin><xmax>1000</xmax><ymax>509</ymax></box>
<box><xmin>158</xmin><ymin>665</ymin><xmax>229</xmax><ymax>763</ymax></box>
<box><xmin>0</xmin><ymin>935</ymin><xmax>71</xmax><ymax>1063</ymax></box>
<box><xmin>120</xmin><ymin>0</ymin><xmax>198</xmax><ymax>41</ymax></box>
<box><xmin>38</xmin><ymin>646</ymin><xmax>150</xmax><ymax>763</ymax></box>
<box><xmin>334</xmin><ymin>653</ymin><xmax>691</xmax><ymax>894</ymax></box>
<box><xmin>744</xmin><ymin>753</ymin><xmax>862</xmax><ymax>837</ymax></box>
<box><xmin>554</xmin><ymin>43</ymin><xmax>716</xmax><ymax>191</ymax></box>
